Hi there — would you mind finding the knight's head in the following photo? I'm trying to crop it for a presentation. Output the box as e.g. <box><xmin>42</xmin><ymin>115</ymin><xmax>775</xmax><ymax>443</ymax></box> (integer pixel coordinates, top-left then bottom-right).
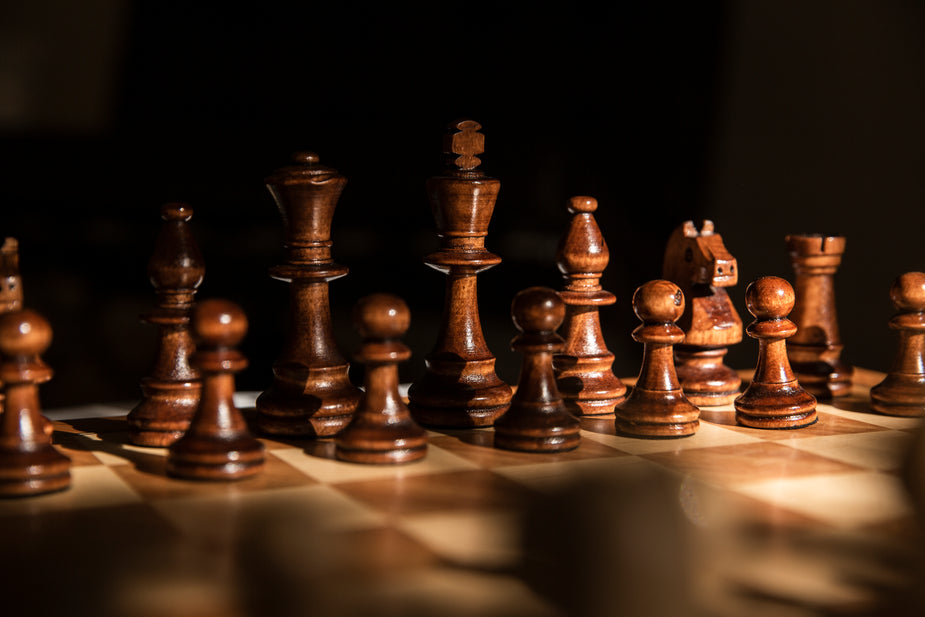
<box><xmin>662</xmin><ymin>220</ymin><xmax>738</xmax><ymax>288</ymax></box>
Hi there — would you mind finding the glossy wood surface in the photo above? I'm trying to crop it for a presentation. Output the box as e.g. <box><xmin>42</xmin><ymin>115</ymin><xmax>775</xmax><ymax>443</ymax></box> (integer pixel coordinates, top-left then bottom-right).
<box><xmin>335</xmin><ymin>294</ymin><xmax>427</xmax><ymax>464</ymax></box>
<box><xmin>256</xmin><ymin>152</ymin><xmax>362</xmax><ymax>437</ymax></box>
<box><xmin>0</xmin><ymin>308</ymin><xmax>70</xmax><ymax>496</ymax></box>
<box><xmin>407</xmin><ymin>120</ymin><xmax>512</xmax><ymax>428</ymax></box>
<box><xmin>553</xmin><ymin>196</ymin><xmax>626</xmax><ymax>415</ymax></box>
<box><xmin>870</xmin><ymin>271</ymin><xmax>925</xmax><ymax>416</ymax></box>
<box><xmin>735</xmin><ymin>276</ymin><xmax>818</xmax><ymax>429</ymax></box>
<box><xmin>127</xmin><ymin>203</ymin><xmax>204</xmax><ymax>446</ymax></box>
<box><xmin>785</xmin><ymin>233</ymin><xmax>853</xmax><ymax>398</ymax></box>
<box><xmin>614</xmin><ymin>279</ymin><xmax>700</xmax><ymax>438</ymax></box>
<box><xmin>167</xmin><ymin>299</ymin><xmax>264</xmax><ymax>481</ymax></box>
<box><xmin>662</xmin><ymin>220</ymin><xmax>743</xmax><ymax>405</ymax></box>
<box><xmin>494</xmin><ymin>287</ymin><xmax>580</xmax><ymax>452</ymax></box>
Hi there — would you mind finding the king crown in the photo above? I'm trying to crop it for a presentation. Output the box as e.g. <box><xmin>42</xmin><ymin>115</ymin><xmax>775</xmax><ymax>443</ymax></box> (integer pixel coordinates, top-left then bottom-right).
<box><xmin>443</xmin><ymin>119</ymin><xmax>484</xmax><ymax>170</ymax></box>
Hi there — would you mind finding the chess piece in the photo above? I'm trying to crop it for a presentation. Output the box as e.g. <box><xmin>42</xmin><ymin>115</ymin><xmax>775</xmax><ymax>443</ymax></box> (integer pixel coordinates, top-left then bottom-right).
<box><xmin>870</xmin><ymin>272</ymin><xmax>925</xmax><ymax>417</ymax></box>
<box><xmin>0</xmin><ymin>237</ymin><xmax>23</xmax><ymax>313</ymax></box>
<box><xmin>662</xmin><ymin>220</ymin><xmax>742</xmax><ymax>405</ymax></box>
<box><xmin>494</xmin><ymin>287</ymin><xmax>580</xmax><ymax>452</ymax></box>
<box><xmin>127</xmin><ymin>203</ymin><xmax>205</xmax><ymax>446</ymax></box>
<box><xmin>0</xmin><ymin>309</ymin><xmax>70</xmax><ymax>497</ymax></box>
<box><xmin>167</xmin><ymin>299</ymin><xmax>265</xmax><ymax>481</ymax></box>
<box><xmin>407</xmin><ymin>119</ymin><xmax>513</xmax><ymax>427</ymax></box>
<box><xmin>614</xmin><ymin>280</ymin><xmax>700</xmax><ymax>438</ymax></box>
<box><xmin>335</xmin><ymin>294</ymin><xmax>427</xmax><ymax>464</ymax></box>
<box><xmin>785</xmin><ymin>233</ymin><xmax>853</xmax><ymax>398</ymax></box>
<box><xmin>735</xmin><ymin>276</ymin><xmax>817</xmax><ymax>429</ymax></box>
<box><xmin>553</xmin><ymin>196</ymin><xmax>627</xmax><ymax>415</ymax></box>
<box><xmin>256</xmin><ymin>152</ymin><xmax>362</xmax><ymax>437</ymax></box>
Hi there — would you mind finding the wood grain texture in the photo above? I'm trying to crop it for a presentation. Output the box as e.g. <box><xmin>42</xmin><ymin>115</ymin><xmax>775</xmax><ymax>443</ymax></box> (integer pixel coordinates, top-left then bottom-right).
<box><xmin>335</xmin><ymin>294</ymin><xmax>428</xmax><ymax>464</ymax></box>
<box><xmin>614</xmin><ymin>279</ymin><xmax>700</xmax><ymax>438</ymax></box>
<box><xmin>662</xmin><ymin>220</ymin><xmax>743</xmax><ymax>406</ymax></box>
<box><xmin>553</xmin><ymin>196</ymin><xmax>627</xmax><ymax>416</ymax></box>
<box><xmin>127</xmin><ymin>203</ymin><xmax>204</xmax><ymax>446</ymax></box>
<box><xmin>734</xmin><ymin>276</ymin><xmax>818</xmax><ymax>429</ymax></box>
<box><xmin>786</xmin><ymin>233</ymin><xmax>853</xmax><ymax>399</ymax></box>
<box><xmin>256</xmin><ymin>152</ymin><xmax>362</xmax><ymax>437</ymax></box>
<box><xmin>407</xmin><ymin>120</ymin><xmax>513</xmax><ymax>428</ymax></box>
<box><xmin>870</xmin><ymin>271</ymin><xmax>925</xmax><ymax>416</ymax></box>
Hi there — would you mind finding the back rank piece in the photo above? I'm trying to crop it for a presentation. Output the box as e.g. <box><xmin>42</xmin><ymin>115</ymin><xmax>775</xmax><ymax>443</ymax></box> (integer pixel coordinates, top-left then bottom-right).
<box><xmin>256</xmin><ymin>152</ymin><xmax>362</xmax><ymax>437</ymax></box>
<box><xmin>407</xmin><ymin>120</ymin><xmax>513</xmax><ymax>428</ymax></box>
<box><xmin>662</xmin><ymin>220</ymin><xmax>742</xmax><ymax>406</ymax></box>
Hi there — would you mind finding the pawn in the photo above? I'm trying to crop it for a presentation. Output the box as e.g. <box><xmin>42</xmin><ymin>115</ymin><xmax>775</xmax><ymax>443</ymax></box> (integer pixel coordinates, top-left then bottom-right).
<box><xmin>734</xmin><ymin>276</ymin><xmax>817</xmax><ymax>429</ymax></box>
<box><xmin>870</xmin><ymin>272</ymin><xmax>925</xmax><ymax>417</ymax></box>
<box><xmin>0</xmin><ymin>309</ymin><xmax>70</xmax><ymax>497</ymax></box>
<box><xmin>167</xmin><ymin>299</ymin><xmax>265</xmax><ymax>481</ymax></box>
<box><xmin>494</xmin><ymin>287</ymin><xmax>580</xmax><ymax>453</ymax></box>
<box><xmin>614</xmin><ymin>280</ymin><xmax>700</xmax><ymax>438</ymax></box>
<box><xmin>335</xmin><ymin>294</ymin><xmax>427</xmax><ymax>464</ymax></box>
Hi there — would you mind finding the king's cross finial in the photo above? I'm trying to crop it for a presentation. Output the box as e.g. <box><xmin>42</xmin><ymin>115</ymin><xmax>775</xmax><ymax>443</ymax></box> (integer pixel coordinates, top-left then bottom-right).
<box><xmin>444</xmin><ymin>119</ymin><xmax>484</xmax><ymax>170</ymax></box>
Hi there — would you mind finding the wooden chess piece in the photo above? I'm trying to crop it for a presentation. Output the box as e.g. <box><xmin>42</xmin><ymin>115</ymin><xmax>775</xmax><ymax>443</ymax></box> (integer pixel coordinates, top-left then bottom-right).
<box><xmin>407</xmin><ymin>119</ymin><xmax>513</xmax><ymax>428</ymax></box>
<box><xmin>335</xmin><ymin>294</ymin><xmax>428</xmax><ymax>464</ymax></box>
<box><xmin>167</xmin><ymin>299</ymin><xmax>265</xmax><ymax>481</ymax></box>
<box><xmin>870</xmin><ymin>272</ymin><xmax>925</xmax><ymax>417</ymax></box>
<box><xmin>662</xmin><ymin>220</ymin><xmax>742</xmax><ymax>406</ymax></box>
<box><xmin>0</xmin><ymin>309</ymin><xmax>70</xmax><ymax>497</ymax></box>
<box><xmin>0</xmin><ymin>237</ymin><xmax>23</xmax><ymax>313</ymax></box>
<box><xmin>494</xmin><ymin>287</ymin><xmax>580</xmax><ymax>452</ymax></box>
<box><xmin>127</xmin><ymin>203</ymin><xmax>205</xmax><ymax>446</ymax></box>
<box><xmin>614</xmin><ymin>280</ymin><xmax>700</xmax><ymax>438</ymax></box>
<box><xmin>553</xmin><ymin>196</ymin><xmax>627</xmax><ymax>415</ymax></box>
<box><xmin>256</xmin><ymin>152</ymin><xmax>362</xmax><ymax>437</ymax></box>
<box><xmin>734</xmin><ymin>276</ymin><xmax>817</xmax><ymax>429</ymax></box>
<box><xmin>785</xmin><ymin>233</ymin><xmax>853</xmax><ymax>398</ymax></box>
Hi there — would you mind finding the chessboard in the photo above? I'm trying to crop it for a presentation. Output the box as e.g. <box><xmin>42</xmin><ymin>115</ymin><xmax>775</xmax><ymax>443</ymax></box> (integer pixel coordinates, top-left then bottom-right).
<box><xmin>1</xmin><ymin>367</ymin><xmax>923</xmax><ymax>617</ymax></box>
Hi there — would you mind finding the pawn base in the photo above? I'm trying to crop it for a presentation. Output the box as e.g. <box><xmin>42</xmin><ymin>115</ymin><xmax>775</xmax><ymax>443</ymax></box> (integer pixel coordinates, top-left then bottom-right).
<box><xmin>167</xmin><ymin>436</ymin><xmax>265</xmax><ymax>481</ymax></box>
<box><xmin>734</xmin><ymin>381</ymin><xmax>818</xmax><ymax>429</ymax></box>
<box><xmin>614</xmin><ymin>387</ymin><xmax>700</xmax><ymax>439</ymax></box>
<box><xmin>493</xmin><ymin>403</ymin><xmax>580</xmax><ymax>453</ymax></box>
<box><xmin>335</xmin><ymin>422</ymin><xmax>428</xmax><ymax>464</ymax></box>
<box><xmin>870</xmin><ymin>373</ymin><xmax>925</xmax><ymax>417</ymax></box>
<box><xmin>0</xmin><ymin>446</ymin><xmax>71</xmax><ymax>497</ymax></box>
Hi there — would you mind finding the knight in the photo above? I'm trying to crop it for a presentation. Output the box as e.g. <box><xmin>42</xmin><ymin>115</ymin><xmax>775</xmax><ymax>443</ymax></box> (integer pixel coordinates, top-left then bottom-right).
<box><xmin>661</xmin><ymin>220</ymin><xmax>743</xmax><ymax>406</ymax></box>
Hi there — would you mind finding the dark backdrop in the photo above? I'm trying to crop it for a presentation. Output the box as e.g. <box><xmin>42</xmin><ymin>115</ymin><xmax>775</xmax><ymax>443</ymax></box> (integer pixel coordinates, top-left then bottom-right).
<box><xmin>2</xmin><ymin>1</ymin><xmax>924</xmax><ymax>408</ymax></box>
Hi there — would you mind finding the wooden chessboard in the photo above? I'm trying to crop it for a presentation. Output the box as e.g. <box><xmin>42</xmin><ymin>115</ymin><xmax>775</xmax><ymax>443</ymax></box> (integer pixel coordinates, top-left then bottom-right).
<box><xmin>1</xmin><ymin>367</ymin><xmax>923</xmax><ymax>617</ymax></box>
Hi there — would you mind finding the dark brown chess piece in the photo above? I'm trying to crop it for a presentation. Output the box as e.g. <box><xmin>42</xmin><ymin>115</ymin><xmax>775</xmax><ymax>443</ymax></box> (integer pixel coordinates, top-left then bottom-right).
<box><xmin>167</xmin><ymin>299</ymin><xmax>265</xmax><ymax>481</ymax></box>
<box><xmin>127</xmin><ymin>203</ymin><xmax>205</xmax><ymax>446</ymax></box>
<box><xmin>553</xmin><ymin>196</ymin><xmax>627</xmax><ymax>416</ymax></box>
<box><xmin>870</xmin><ymin>272</ymin><xmax>925</xmax><ymax>417</ymax></box>
<box><xmin>335</xmin><ymin>294</ymin><xmax>428</xmax><ymax>464</ymax></box>
<box><xmin>735</xmin><ymin>276</ymin><xmax>817</xmax><ymax>429</ymax></box>
<box><xmin>614</xmin><ymin>280</ymin><xmax>700</xmax><ymax>438</ymax></box>
<box><xmin>0</xmin><ymin>308</ymin><xmax>70</xmax><ymax>497</ymax></box>
<box><xmin>0</xmin><ymin>237</ymin><xmax>23</xmax><ymax>313</ymax></box>
<box><xmin>407</xmin><ymin>119</ymin><xmax>513</xmax><ymax>428</ymax></box>
<box><xmin>785</xmin><ymin>233</ymin><xmax>853</xmax><ymax>398</ymax></box>
<box><xmin>494</xmin><ymin>287</ymin><xmax>580</xmax><ymax>452</ymax></box>
<box><xmin>662</xmin><ymin>220</ymin><xmax>742</xmax><ymax>406</ymax></box>
<box><xmin>256</xmin><ymin>152</ymin><xmax>362</xmax><ymax>437</ymax></box>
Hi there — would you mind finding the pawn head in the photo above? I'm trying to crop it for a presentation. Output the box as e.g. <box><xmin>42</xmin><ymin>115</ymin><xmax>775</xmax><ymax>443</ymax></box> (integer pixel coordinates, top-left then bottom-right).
<box><xmin>353</xmin><ymin>293</ymin><xmax>410</xmax><ymax>340</ymax></box>
<box><xmin>632</xmin><ymin>279</ymin><xmax>685</xmax><ymax>323</ymax></box>
<box><xmin>745</xmin><ymin>276</ymin><xmax>795</xmax><ymax>319</ymax></box>
<box><xmin>192</xmin><ymin>299</ymin><xmax>248</xmax><ymax>348</ymax></box>
<box><xmin>511</xmin><ymin>287</ymin><xmax>565</xmax><ymax>334</ymax></box>
<box><xmin>0</xmin><ymin>308</ymin><xmax>52</xmax><ymax>358</ymax></box>
<box><xmin>890</xmin><ymin>272</ymin><xmax>925</xmax><ymax>312</ymax></box>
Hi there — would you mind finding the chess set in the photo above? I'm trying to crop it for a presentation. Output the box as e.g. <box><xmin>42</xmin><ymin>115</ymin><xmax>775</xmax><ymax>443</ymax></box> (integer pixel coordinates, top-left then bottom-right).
<box><xmin>1</xmin><ymin>119</ymin><xmax>925</xmax><ymax>617</ymax></box>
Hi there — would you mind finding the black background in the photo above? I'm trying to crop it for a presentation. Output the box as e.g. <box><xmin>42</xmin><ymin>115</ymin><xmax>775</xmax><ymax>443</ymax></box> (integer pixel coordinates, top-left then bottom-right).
<box><xmin>2</xmin><ymin>1</ymin><xmax>924</xmax><ymax>408</ymax></box>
